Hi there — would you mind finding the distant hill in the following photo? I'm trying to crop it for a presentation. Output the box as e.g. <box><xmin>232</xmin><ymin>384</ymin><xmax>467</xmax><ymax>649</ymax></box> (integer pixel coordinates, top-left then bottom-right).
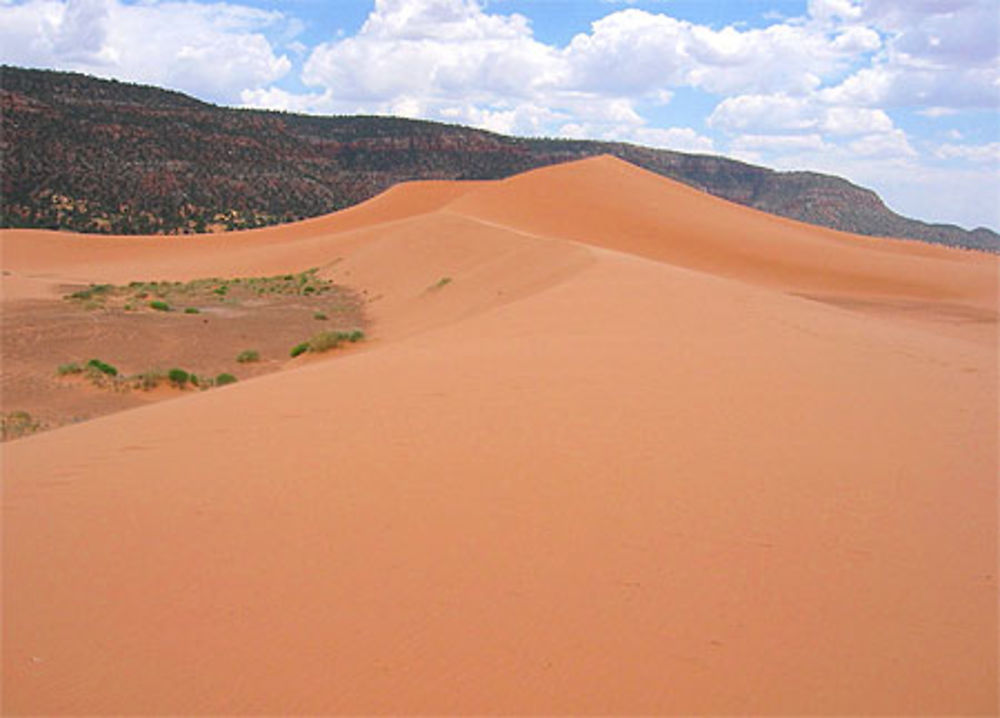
<box><xmin>2</xmin><ymin>65</ymin><xmax>997</xmax><ymax>251</ymax></box>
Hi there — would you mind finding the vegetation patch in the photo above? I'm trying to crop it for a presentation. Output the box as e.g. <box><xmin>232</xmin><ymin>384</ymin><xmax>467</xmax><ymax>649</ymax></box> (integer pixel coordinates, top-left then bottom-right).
<box><xmin>63</xmin><ymin>268</ymin><xmax>343</xmax><ymax>313</ymax></box>
<box><xmin>66</xmin><ymin>283</ymin><xmax>113</xmax><ymax>302</ymax></box>
<box><xmin>167</xmin><ymin>368</ymin><xmax>190</xmax><ymax>388</ymax></box>
<box><xmin>2</xmin><ymin>411</ymin><xmax>43</xmax><ymax>441</ymax></box>
<box><xmin>57</xmin><ymin>362</ymin><xmax>83</xmax><ymax>376</ymax></box>
<box><xmin>132</xmin><ymin>370</ymin><xmax>166</xmax><ymax>391</ymax></box>
<box><xmin>10</xmin><ymin>267</ymin><xmax>367</xmax><ymax>435</ymax></box>
<box><xmin>86</xmin><ymin>358</ymin><xmax>118</xmax><ymax>377</ymax></box>
<box><xmin>128</xmin><ymin>369</ymin><xmax>217</xmax><ymax>391</ymax></box>
<box><xmin>292</xmin><ymin>328</ymin><xmax>365</xmax><ymax>357</ymax></box>
<box><xmin>307</xmin><ymin>330</ymin><xmax>344</xmax><ymax>353</ymax></box>
<box><xmin>57</xmin><ymin>359</ymin><xmax>245</xmax><ymax>394</ymax></box>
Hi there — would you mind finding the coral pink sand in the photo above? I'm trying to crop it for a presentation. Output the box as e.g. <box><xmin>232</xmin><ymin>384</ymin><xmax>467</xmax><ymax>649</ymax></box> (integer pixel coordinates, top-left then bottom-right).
<box><xmin>2</xmin><ymin>157</ymin><xmax>997</xmax><ymax>714</ymax></box>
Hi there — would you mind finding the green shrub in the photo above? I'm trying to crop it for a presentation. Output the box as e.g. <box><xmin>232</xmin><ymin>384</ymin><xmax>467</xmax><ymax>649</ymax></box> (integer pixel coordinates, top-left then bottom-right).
<box><xmin>313</xmin><ymin>312</ymin><xmax>327</xmax><ymax>320</ymax></box>
<box><xmin>347</xmin><ymin>329</ymin><xmax>365</xmax><ymax>343</ymax></box>
<box><xmin>183</xmin><ymin>307</ymin><xmax>200</xmax><ymax>314</ymax></box>
<box><xmin>236</xmin><ymin>349</ymin><xmax>260</xmax><ymax>363</ymax></box>
<box><xmin>167</xmin><ymin>368</ymin><xmax>189</xmax><ymax>387</ymax></box>
<box><xmin>215</xmin><ymin>373</ymin><xmax>238</xmax><ymax>386</ymax></box>
<box><xmin>290</xmin><ymin>342</ymin><xmax>309</xmax><ymax>358</ymax></box>
<box><xmin>67</xmin><ymin>284</ymin><xmax>113</xmax><ymax>301</ymax></box>
<box><xmin>86</xmin><ymin>358</ymin><xmax>118</xmax><ymax>376</ymax></box>
<box><xmin>57</xmin><ymin>362</ymin><xmax>82</xmax><ymax>376</ymax></box>
<box><xmin>149</xmin><ymin>300</ymin><xmax>170</xmax><ymax>311</ymax></box>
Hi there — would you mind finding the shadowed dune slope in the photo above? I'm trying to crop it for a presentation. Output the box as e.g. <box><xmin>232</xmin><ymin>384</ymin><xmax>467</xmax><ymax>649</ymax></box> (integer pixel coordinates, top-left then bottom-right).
<box><xmin>2</xmin><ymin>157</ymin><xmax>997</xmax><ymax>715</ymax></box>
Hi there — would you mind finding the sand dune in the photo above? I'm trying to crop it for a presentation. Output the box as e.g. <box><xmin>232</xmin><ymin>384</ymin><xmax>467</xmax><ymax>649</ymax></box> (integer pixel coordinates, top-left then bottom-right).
<box><xmin>2</xmin><ymin>156</ymin><xmax>997</xmax><ymax>714</ymax></box>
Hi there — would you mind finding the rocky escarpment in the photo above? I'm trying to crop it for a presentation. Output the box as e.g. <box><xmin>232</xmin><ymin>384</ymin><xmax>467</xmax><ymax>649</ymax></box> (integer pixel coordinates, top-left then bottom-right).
<box><xmin>2</xmin><ymin>65</ymin><xmax>996</xmax><ymax>251</ymax></box>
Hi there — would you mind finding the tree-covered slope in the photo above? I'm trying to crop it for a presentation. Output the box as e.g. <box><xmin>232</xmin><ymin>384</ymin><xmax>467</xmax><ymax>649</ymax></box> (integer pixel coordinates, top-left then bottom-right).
<box><xmin>2</xmin><ymin>66</ymin><xmax>996</xmax><ymax>251</ymax></box>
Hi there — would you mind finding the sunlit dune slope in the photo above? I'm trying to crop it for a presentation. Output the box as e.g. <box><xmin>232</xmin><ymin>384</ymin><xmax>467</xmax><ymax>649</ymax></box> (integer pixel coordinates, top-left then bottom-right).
<box><xmin>448</xmin><ymin>155</ymin><xmax>997</xmax><ymax>304</ymax></box>
<box><xmin>2</xmin><ymin>156</ymin><xmax>997</xmax><ymax>715</ymax></box>
<box><xmin>0</xmin><ymin>179</ymin><xmax>485</xmax><ymax>288</ymax></box>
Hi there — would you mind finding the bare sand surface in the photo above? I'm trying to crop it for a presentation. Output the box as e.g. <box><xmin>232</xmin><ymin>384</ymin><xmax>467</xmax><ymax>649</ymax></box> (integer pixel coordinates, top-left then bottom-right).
<box><xmin>2</xmin><ymin>156</ymin><xmax>997</xmax><ymax>714</ymax></box>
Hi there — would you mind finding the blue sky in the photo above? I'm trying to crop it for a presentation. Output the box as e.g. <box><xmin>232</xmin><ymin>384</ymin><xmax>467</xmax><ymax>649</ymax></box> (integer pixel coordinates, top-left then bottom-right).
<box><xmin>2</xmin><ymin>0</ymin><xmax>998</xmax><ymax>230</ymax></box>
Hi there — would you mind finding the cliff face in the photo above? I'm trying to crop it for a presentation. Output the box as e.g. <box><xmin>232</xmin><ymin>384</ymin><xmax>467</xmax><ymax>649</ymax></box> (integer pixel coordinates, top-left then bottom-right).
<box><xmin>2</xmin><ymin>66</ymin><xmax>997</xmax><ymax>251</ymax></box>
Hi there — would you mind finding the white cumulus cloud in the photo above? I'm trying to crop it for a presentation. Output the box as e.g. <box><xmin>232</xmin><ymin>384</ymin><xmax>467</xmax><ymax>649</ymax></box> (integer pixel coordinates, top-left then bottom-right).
<box><xmin>302</xmin><ymin>0</ymin><xmax>564</xmax><ymax>104</ymax></box>
<box><xmin>564</xmin><ymin>8</ymin><xmax>878</xmax><ymax>97</ymax></box>
<box><xmin>935</xmin><ymin>142</ymin><xmax>1000</xmax><ymax>164</ymax></box>
<box><xmin>709</xmin><ymin>94</ymin><xmax>896</xmax><ymax>138</ymax></box>
<box><xmin>821</xmin><ymin>0</ymin><xmax>999</xmax><ymax>109</ymax></box>
<box><xmin>0</xmin><ymin>0</ymin><xmax>293</xmax><ymax>103</ymax></box>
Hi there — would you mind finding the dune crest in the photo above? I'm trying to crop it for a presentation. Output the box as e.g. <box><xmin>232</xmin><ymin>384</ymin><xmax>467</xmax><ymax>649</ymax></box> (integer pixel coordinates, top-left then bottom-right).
<box><xmin>2</xmin><ymin>157</ymin><xmax>997</xmax><ymax>715</ymax></box>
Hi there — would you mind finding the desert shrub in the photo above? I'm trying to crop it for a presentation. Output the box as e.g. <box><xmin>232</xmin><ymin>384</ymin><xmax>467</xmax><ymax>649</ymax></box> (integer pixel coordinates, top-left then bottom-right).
<box><xmin>2</xmin><ymin>411</ymin><xmax>42</xmax><ymax>440</ymax></box>
<box><xmin>149</xmin><ymin>300</ymin><xmax>170</xmax><ymax>311</ymax></box>
<box><xmin>431</xmin><ymin>277</ymin><xmax>452</xmax><ymax>290</ymax></box>
<box><xmin>236</xmin><ymin>349</ymin><xmax>260</xmax><ymax>363</ymax></box>
<box><xmin>67</xmin><ymin>283</ymin><xmax>113</xmax><ymax>301</ymax></box>
<box><xmin>57</xmin><ymin>362</ymin><xmax>82</xmax><ymax>375</ymax></box>
<box><xmin>215</xmin><ymin>373</ymin><xmax>237</xmax><ymax>386</ymax></box>
<box><xmin>183</xmin><ymin>307</ymin><xmax>200</xmax><ymax>314</ymax></box>
<box><xmin>313</xmin><ymin>312</ymin><xmax>327</xmax><ymax>320</ymax></box>
<box><xmin>307</xmin><ymin>330</ymin><xmax>343</xmax><ymax>353</ymax></box>
<box><xmin>86</xmin><ymin>358</ymin><xmax>118</xmax><ymax>376</ymax></box>
<box><xmin>167</xmin><ymin>368</ymin><xmax>189</xmax><ymax>387</ymax></box>
<box><xmin>133</xmin><ymin>370</ymin><xmax>164</xmax><ymax>390</ymax></box>
<box><xmin>290</xmin><ymin>328</ymin><xmax>366</xmax><ymax>357</ymax></box>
